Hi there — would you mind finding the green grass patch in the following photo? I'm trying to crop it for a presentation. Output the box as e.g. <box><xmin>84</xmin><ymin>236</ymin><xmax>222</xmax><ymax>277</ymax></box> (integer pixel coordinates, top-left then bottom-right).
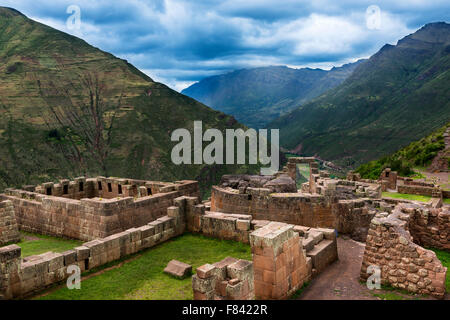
<box><xmin>382</xmin><ymin>192</ymin><xmax>431</xmax><ymax>202</ymax></box>
<box><xmin>430</xmin><ymin>248</ymin><xmax>450</xmax><ymax>292</ymax></box>
<box><xmin>35</xmin><ymin>233</ymin><xmax>251</xmax><ymax>300</ymax></box>
<box><xmin>371</xmin><ymin>284</ymin><xmax>424</xmax><ymax>300</ymax></box>
<box><xmin>443</xmin><ymin>198</ymin><xmax>450</xmax><ymax>204</ymax></box>
<box><xmin>289</xmin><ymin>281</ymin><xmax>309</xmax><ymax>299</ymax></box>
<box><xmin>17</xmin><ymin>232</ymin><xmax>82</xmax><ymax>257</ymax></box>
<box><xmin>372</xmin><ymin>292</ymin><xmax>406</xmax><ymax>300</ymax></box>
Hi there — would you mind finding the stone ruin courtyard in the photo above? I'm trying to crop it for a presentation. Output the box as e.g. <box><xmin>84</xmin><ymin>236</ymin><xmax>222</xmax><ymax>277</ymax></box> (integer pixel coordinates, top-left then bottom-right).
<box><xmin>0</xmin><ymin>158</ymin><xmax>448</xmax><ymax>300</ymax></box>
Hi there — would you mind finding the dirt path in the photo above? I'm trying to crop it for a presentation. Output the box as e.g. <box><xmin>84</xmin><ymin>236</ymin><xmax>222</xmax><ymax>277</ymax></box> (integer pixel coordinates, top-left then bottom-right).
<box><xmin>415</xmin><ymin>169</ymin><xmax>449</xmax><ymax>190</ymax></box>
<box><xmin>298</xmin><ymin>237</ymin><xmax>447</xmax><ymax>300</ymax></box>
<box><xmin>298</xmin><ymin>237</ymin><xmax>377</xmax><ymax>300</ymax></box>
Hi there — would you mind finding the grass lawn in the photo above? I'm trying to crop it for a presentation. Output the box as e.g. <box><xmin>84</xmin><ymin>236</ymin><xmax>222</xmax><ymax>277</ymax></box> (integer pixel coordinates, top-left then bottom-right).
<box><xmin>382</xmin><ymin>192</ymin><xmax>431</xmax><ymax>202</ymax></box>
<box><xmin>444</xmin><ymin>198</ymin><xmax>450</xmax><ymax>204</ymax></box>
<box><xmin>17</xmin><ymin>232</ymin><xmax>82</xmax><ymax>257</ymax></box>
<box><xmin>35</xmin><ymin>233</ymin><xmax>251</xmax><ymax>300</ymax></box>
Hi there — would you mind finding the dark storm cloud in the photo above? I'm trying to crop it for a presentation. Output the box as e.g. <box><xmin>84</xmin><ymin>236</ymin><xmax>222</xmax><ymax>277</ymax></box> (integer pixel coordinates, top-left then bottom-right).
<box><xmin>2</xmin><ymin>0</ymin><xmax>449</xmax><ymax>90</ymax></box>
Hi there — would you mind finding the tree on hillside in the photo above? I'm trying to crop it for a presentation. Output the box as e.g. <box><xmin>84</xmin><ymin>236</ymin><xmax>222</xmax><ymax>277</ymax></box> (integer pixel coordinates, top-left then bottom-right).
<box><xmin>36</xmin><ymin>72</ymin><xmax>123</xmax><ymax>176</ymax></box>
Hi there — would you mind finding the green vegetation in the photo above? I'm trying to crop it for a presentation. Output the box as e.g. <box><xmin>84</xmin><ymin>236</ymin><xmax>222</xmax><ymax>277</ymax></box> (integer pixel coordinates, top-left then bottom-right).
<box><xmin>370</xmin><ymin>284</ymin><xmax>425</xmax><ymax>300</ymax></box>
<box><xmin>289</xmin><ymin>281</ymin><xmax>309</xmax><ymax>299</ymax></box>
<box><xmin>356</xmin><ymin>123</ymin><xmax>449</xmax><ymax>179</ymax></box>
<box><xmin>17</xmin><ymin>232</ymin><xmax>82</xmax><ymax>257</ymax></box>
<box><xmin>382</xmin><ymin>192</ymin><xmax>431</xmax><ymax>202</ymax></box>
<box><xmin>0</xmin><ymin>7</ymin><xmax>259</xmax><ymax>195</ymax></box>
<box><xmin>271</xmin><ymin>23</ymin><xmax>450</xmax><ymax>168</ymax></box>
<box><xmin>444</xmin><ymin>198</ymin><xmax>450</xmax><ymax>204</ymax></box>
<box><xmin>430</xmin><ymin>248</ymin><xmax>450</xmax><ymax>292</ymax></box>
<box><xmin>36</xmin><ymin>233</ymin><xmax>251</xmax><ymax>300</ymax></box>
<box><xmin>182</xmin><ymin>63</ymin><xmax>362</xmax><ymax>129</ymax></box>
<box><xmin>296</xmin><ymin>163</ymin><xmax>310</xmax><ymax>188</ymax></box>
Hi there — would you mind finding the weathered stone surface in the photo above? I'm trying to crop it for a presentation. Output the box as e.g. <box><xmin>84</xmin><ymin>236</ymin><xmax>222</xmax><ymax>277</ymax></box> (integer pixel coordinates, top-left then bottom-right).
<box><xmin>263</xmin><ymin>174</ymin><xmax>297</xmax><ymax>193</ymax></box>
<box><xmin>197</xmin><ymin>264</ymin><xmax>216</xmax><ymax>279</ymax></box>
<box><xmin>163</xmin><ymin>260</ymin><xmax>192</xmax><ymax>279</ymax></box>
<box><xmin>360</xmin><ymin>203</ymin><xmax>448</xmax><ymax>299</ymax></box>
<box><xmin>0</xmin><ymin>200</ymin><xmax>20</xmax><ymax>246</ymax></box>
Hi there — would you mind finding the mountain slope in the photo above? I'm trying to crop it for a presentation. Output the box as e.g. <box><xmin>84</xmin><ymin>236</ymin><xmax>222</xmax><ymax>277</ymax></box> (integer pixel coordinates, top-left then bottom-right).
<box><xmin>0</xmin><ymin>7</ymin><xmax>258</xmax><ymax>193</ymax></box>
<box><xmin>181</xmin><ymin>61</ymin><xmax>362</xmax><ymax>128</ymax></box>
<box><xmin>270</xmin><ymin>22</ymin><xmax>450</xmax><ymax>168</ymax></box>
<box><xmin>356</xmin><ymin>122</ymin><xmax>449</xmax><ymax>180</ymax></box>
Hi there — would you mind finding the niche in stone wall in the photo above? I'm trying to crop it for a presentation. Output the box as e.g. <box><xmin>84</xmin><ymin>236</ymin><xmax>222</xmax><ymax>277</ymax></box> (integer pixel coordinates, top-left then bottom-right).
<box><xmin>118</xmin><ymin>184</ymin><xmax>122</xmax><ymax>194</ymax></box>
<box><xmin>63</xmin><ymin>185</ymin><xmax>68</xmax><ymax>194</ymax></box>
<box><xmin>108</xmin><ymin>183</ymin><xmax>112</xmax><ymax>192</ymax></box>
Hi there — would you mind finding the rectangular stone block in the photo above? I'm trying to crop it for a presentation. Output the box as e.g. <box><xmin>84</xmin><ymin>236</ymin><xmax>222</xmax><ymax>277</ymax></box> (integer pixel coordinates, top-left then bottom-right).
<box><xmin>74</xmin><ymin>246</ymin><xmax>90</xmax><ymax>261</ymax></box>
<box><xmin>236</xmin><ymin>219</ymin><xmax>250</xmax><ymax>231</ymax></box>
<box><xmin>62</xmin><ymin>250</ymin><xmax>77</xmax><ymax>266</ymax></box>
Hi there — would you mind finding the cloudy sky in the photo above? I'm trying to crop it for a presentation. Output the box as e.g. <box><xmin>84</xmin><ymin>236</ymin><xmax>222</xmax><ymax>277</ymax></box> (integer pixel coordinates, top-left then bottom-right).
<box><xmin>2</xmin><ymin>0</ymin><xmax>449</xmax><ymax>91</ymax></box>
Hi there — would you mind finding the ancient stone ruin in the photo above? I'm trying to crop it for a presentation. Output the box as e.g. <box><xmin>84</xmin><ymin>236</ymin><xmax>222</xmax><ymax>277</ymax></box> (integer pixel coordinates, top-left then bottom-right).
<box><xmin>0</xmin><ymin>200</ymin><xmax>20</xmax><ymax>246</ymax></box>
<box><xmin>360</xmin><ymin>203</ymin><xmax>449</xmax><ymax>298</ymax></box>
<box><xmin>0</xmin><ymin>157</ymin><xmax>448</xmax><ymax>300</ymax></box>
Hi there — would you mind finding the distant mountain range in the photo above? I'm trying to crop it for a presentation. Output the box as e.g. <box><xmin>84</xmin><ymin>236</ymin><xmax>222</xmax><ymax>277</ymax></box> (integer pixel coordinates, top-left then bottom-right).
<box><xmin>270</xmin><ymin>22</ymin><xmax>450</xmax><ymax>168</ymax></box>
<box><xmin>182</xmin><ymin>61</ymin><xmax>363</xmax><ymax>128</ymax></box>
<box><xmin>0</xmin><ymin>7</ymin><xmax>258</xmax><ymax>193</ymax></box>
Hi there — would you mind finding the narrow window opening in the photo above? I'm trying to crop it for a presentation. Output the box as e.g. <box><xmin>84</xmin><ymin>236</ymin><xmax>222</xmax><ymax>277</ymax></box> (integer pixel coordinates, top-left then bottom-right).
<box><xmin>63</xmin><ymin>185</ymin><xmax>68</xmax><ymax>194</ymax></box>
<box><xmin>118</xmin><ymin>184</ymin><xmax>123</xmax><ymax>194</ymax></box>
<box><xmin>108</xmin><ymin>183</ymin><xmax>112</xmax><ymax>192</ymax></box>
<box><xmin>79</xmin><ymin>182</ymin><xmax>84</xmax><ymax>192</ymax></box>
<box><xmin>386</xmin><ymin>172</ymin><xmax>390</xmax><ymax>177</ymax></box>
<box><xmin>46</xmin><ymin>187</ymin><xmax>52</xmax><ymax>195</ymax></box>
<box><xmin>84</xmin><ymin>259</ymin><xmax>89</xmax><ymax>270</ymax></box>
<box><xmin>98</xmin><ymin>181</ymin><xmax>102</xmax><ymax>190</ymax></box>
<box><xmin>248</xmin><ymin>194</ymin><xmax>252</xmax><ymax>200</ymax></box>
<box><xmin>147</xmin><ymin>188</ymin><xmax>152</xmax><ymax>196</ymax></box>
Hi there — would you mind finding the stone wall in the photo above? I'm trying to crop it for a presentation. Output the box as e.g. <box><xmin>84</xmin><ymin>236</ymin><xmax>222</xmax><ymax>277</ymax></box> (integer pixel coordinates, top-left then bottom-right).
<box><xmin>406</xmin><ymin>205</ymin><xmax>450</xmax><ymax>251</ymax></box>
<box><xmin>192</xmin><ymin>257</ymin><xmax>255</xmax><ymax>300</ymax></box>
<box><xmin>1</xmin><ymin>180</ymin><xmax>199</xmax><ymax>241</ymax></box>
<box><xmin>0</xmin><ymin>195</ymin><xmax>189</xmax><ymax>300</ymax></box>
<box><xmin>380</xmin><ymin>168</ymin><xmax>397</xmax><ymax>190</ymax></box>
<box><xmin>397</xmin><ymin>185</ymin><xmax>441</xmax><ymax>198</ymax></box>
<box><xmin>193</xmin><ymin>221</ymin><xmax>313</xmax><ymax>300</ymax></box>
<box><xmin>360</xmin><ymin>204</ymin><xmax>447</xmax><ymax>299</ymax></box>
<box><xmin>33</xmin><ymin>177</ymin><xmax>199</xmax><ymax>200</ymax></box>
<box><xmin>211</xmin><ymin>185</ymin><xmax>379</xmax><ymax>241</ymax></box>
<box><xmin>333</xmin><ymin>199</ymin><xmax>377</xmax><ymax>241</ymax></box>
<box><xmin>251</xmin><ymin>222</ymin><xmax>310</xmax><ymax>299</ymax></box>
<box><xmin>442</xmin><ymin>190</ymin><xmax>450</xmax><ymax>199</ymax></box>
<box><xmin>0</xmin><ymin>200</ymin><xmax>20</xmax><ymax>245</ymax></box>
<box><xmin>211</xmin><ymin>186</ymin><xmax>336</xmax><ymax>228</ymax></box>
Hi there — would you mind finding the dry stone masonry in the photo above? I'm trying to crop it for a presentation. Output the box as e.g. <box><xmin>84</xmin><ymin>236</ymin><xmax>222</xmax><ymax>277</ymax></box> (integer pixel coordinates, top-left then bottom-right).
<box><xmin>0</xmin><ymin>200</ymin><xmax>20</xmax><ymax>245</ymax></box>
<box><xmin>0</xmin><ymin>177</ymin><xmax>199</xmax><ymax>241</ymax></box>
<box><xmin>1</xmin><ymin>157</ymin><xmax>448</xmax><ymax>300</ymax></box>
<box><xmin>360</xmin><ymin>203</ymin><xmax>448</xmax><ymax>298</ymax></box>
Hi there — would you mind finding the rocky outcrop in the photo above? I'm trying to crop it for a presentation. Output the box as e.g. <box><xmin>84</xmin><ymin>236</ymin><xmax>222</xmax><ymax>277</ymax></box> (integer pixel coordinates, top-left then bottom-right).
<box><xmin>262</xmin><ymin>174</ymin><xmax>297</xmax><ymax>193</ymax></box>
